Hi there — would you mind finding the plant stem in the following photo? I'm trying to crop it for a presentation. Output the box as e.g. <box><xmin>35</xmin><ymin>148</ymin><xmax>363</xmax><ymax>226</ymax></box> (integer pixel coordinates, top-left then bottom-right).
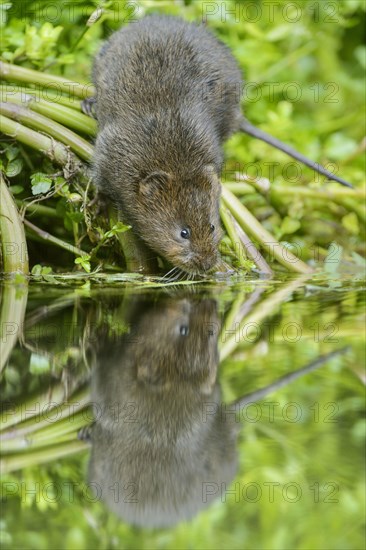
<box><xmin>270</xmin><ymin>185</ymin><xmax>365</xmax><ymax>200</ymax></box>
<box><xmin>0</xmin><ymin>173</ymin><xmax>29</xmax><ymax>274</ymax></box>
<box><xmin>220</xmin><ymin>204</ymin><xmax>249</xmax><ymax>269</ymax></box>
<box><xmin>15</xmin><ymin>200</ymin><xmax>61</xmax><ymax>219</ymax></box>
<box><xmin>24</xmin><ymin>219</ymin><xmax>89</xmax><ymax>257</ymax></box>
<box><xmin>233</xmin><ymin>215</ymin><xmax>273</xmax><ymax>276</ymax></box>
<box><xmin>225</xmin><ymin>182</ymin><xmax>365</xmax><ymax>200</ymax></box>
<box><xmin>0</xmin><ymin>61</ymin><xmax>95</xmax><ymax>99</ymax></box>
<box><xmin>109</xmin><ymin>206</ymin><xmax>159</xmax><ymax>273</ymax></box>
<box><xmin>222</xmin><ymin>186</ymin><xmax>313</xmax><ymax>274</ymax></box>
<box><xmin>0</xmin><ymin>102</ymin><xmax>93</xmax><ymax>161</ymax></box>
<box><xmin>0</xmin><ymin>115</ymin><xmax>83</xmax><ymax>171</ymax></box>
<box><xmin>1</xmin><ymin>83</ymin><xmax>83</xmax><ymax>110</ymax></box>
<box><xmin>0</xmin><ymin>280</ymin><xmax>28</xmax><ymax>374</ymax></box>
<box><xmin>223</xmin><ymin>183</ymin><xmax>253</xmax><ymax>195</ymax></box>
<box><xmin>2</xmin><ymin>90</ymin><xmax>96</xmax><ymax>135</ymax></box>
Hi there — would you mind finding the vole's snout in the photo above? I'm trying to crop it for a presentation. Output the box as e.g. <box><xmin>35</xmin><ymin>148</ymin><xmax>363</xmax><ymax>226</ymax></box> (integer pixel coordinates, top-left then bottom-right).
<box><xmin>194</xmin><ymin>253</ymin><xmax>218</xmax><ymax>273</ymax></box>
<box><xmin>201</xmin><ymin>258</ymin><xmax>217</xmax><ymax>272</ymax></box>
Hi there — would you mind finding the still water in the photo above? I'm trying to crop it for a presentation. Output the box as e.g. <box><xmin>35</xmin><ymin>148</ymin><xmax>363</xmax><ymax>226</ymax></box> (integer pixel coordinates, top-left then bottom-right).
<box><xmin>0</xmin><ymin>275</ymin><xmax>365</xmax><ymax>549</ymax></box>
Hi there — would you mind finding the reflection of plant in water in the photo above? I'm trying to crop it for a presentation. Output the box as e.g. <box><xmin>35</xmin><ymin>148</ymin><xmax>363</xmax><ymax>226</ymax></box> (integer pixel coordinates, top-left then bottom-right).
<box><xmin>1</xmin><ymin>281</ymin><xmax>364</xmax><ymax>547</ymax></box>
<box><xmin>0</xmin><ymin>281</ymin><xmax>353</xmax><ymax>473</ymax></box>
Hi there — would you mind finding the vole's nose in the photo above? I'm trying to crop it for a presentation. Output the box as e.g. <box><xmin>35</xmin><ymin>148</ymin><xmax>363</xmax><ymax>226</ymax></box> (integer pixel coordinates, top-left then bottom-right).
<box><xmin>196</xmin><ymin>255</ymin><xmax>217</xmax><ymax>273</ymax></box>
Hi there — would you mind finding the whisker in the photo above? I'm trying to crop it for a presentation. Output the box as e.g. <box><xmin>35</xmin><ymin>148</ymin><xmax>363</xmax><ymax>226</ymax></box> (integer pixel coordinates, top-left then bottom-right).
<box><xmin>161</xmin><ymin>266</ymin><xmax>178</xmax><ymax>280</ymax></box>
<box><xmin>178</xmin><ymin>270</ymin><xmax>186</xmax><ymax>282</ymax></box>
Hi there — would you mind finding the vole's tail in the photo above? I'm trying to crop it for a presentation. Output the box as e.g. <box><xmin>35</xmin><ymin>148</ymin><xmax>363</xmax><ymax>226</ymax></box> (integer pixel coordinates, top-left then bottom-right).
<box><xmin>240</xmin><ymin>119</ymin><xmax>353</xmax><ymax>188</ymax></box>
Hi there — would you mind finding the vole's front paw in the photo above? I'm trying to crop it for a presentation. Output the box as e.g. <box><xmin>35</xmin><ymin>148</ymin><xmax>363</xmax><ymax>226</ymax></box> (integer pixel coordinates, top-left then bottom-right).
<box><xmin>81</xmin><ymin>97</ymin><xmax>97</xmax><ymax>119</ymax></box>
<box><xmin>78</xmin><ymin>423</ymin><xmax>95</xmax><ymax>442</ymax></box>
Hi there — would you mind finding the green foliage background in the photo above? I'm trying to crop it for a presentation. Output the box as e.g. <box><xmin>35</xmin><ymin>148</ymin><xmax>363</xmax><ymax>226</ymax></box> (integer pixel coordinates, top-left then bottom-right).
<box><xmin>0</xmin><ymin>0</ymin><xmax>365</xmax><ymax>275</ymax></box>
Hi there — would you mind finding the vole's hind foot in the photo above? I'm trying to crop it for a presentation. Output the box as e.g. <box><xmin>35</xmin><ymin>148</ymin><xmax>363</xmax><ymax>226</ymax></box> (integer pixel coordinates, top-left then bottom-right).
<box><xmin>81</xmin><ymin>97</ymin><xmax>97</xmax><ymax>119</ymax></box>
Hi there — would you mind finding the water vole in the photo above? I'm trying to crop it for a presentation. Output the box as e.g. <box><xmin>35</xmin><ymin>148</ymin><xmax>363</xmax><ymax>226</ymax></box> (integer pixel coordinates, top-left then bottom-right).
<box><xmin>89</xmin><ymin>15</ymin><xmax>351</xmax><ymax>274</ymax></box>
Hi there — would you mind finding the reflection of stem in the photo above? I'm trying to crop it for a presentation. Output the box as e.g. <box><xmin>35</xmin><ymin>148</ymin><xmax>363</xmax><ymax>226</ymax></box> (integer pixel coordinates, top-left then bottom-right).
<box><xmin>0</xmin><ymin>440</ymin><xmax>87</xmax><ymax>475</ymax></box>
<box><xmin>0</xmin><ymin>282</ymin><xmax>29</xmax><ymax>374</ymax></box>
<box><xmin>0</xmin><ymin>175</ymin><xmax>29</xmax><ymax>370</ymax></box>
<box><xmin>24</xmin><ymin>294</ymin><xmax>78</xmax><ymax>329</ymax></box>
<box><xmin>221</xmin><ymin>287</ymin><xmax>265</xmax><ymax>345</ymax></box>
<box><xmin>1</xmin><ymin>408</ymin><xmax>89</xmax><ymax>452</ymax></box>
<box><xmin>219</xmin><ymin>275</ymin><xmax>309</xmax><ymax>361</ymax></box>
<box><xmin>231</xmin><ymin>347</ymin><xmax>350</xmax><ymax>409</ymax></box>
<box><xmin>0</xmin><ymin>383</ymin><xmax>68</xmax><ymax>431</ymax></box>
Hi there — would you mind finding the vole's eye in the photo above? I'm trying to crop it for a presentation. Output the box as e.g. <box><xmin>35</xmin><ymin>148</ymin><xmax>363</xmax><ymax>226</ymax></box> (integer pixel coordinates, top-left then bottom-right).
<box><xmin>210</xmin><ymin>224</ymin><xmax>215</xmax><ymax>233</ymax></box>
<box><xmin>180</xmin><ymin>325</ymin><xmax>189</xmax><ymax>336</ymax></box>
<box><xmin>180</xmin><ymin>228</ymin><xmax>191</xmax><ymax>239</ymax></box>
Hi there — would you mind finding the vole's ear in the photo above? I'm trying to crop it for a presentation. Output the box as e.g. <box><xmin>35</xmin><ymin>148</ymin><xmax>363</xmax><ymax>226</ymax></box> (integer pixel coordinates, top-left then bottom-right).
<box><xmin>139</xmin><ymin>170</ymin><xmax>172</xmax><ymax>197</ymax></box>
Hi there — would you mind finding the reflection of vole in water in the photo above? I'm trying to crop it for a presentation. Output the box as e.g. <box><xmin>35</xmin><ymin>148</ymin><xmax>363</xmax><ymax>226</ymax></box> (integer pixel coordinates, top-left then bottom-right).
<box><xmin>86</xmin><ymin>294</ymin><xmax>239</xmax><ymax>527</ymax></box>
<box><xmin>88</xmin><ymin>15</ymin><xmax>351</xmax><ymax>274</ymax></box>
<box><xmin>84</xmin><ymin>292</ymin><xmax>344</xmax><ymax>527</ymax></box>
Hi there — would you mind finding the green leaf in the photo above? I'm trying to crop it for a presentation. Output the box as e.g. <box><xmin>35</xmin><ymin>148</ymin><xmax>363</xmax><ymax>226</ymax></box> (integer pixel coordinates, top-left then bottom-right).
<box><xmin>354</xmin><ymin>45</ymin><xmax>366</xmax><ymax>69</ymax></box>
<box><xmin>5</xmin><ymin>145</ymin><xmax>19</xmax><ymax>161</ymax></box>
<box><xmin>324</xmin><ymin>133</ymin><xmax>358</xmax><ymax>160</ymax></box>
<box><xmin>324</xmin><ymin>242</ymin><xmax>343</xmax><ymax>274</ymax></box>
<box><xmin>29</xmin><ymin>353</ymin><xmax>50</xmax><ymax>375</ymax></box>
<box><xmin>67</xmin><ymin>211</ymin><xmax>84</xmax><ymax>223</ymax></box>
<box><xmin>266</xmin><ymin>24</ymin><xmax>293</xmax><ymax>42</ymax></box>
<box><xmin>0</xmin><ymin>3</ymin><xmax>12</xmax><ymax>28</ymax></box>
<box><xmin>351</xmin><ymin>251</ymin><xmax>366</xmax><ymax>267</ymax></box>
<box><xmin>54</xmin><ymin>176</ymin><xmax>66</xmax><ymax>187</ymax></box>
<box><xmin>104</xmin><ymin>222</ymin><xmax>131</xmax><ymax>240</ymax></box>
<box><xmin>6</xmin><ymin>158</ymin><xmax>23</xmax><ymax>177</ymax></box>
<box><xmin>31</xmin><ymin>264</ymin><xmax>43</xmax><ymax>276</ymax></box>
<box><xmin>75</xmin><ymin>254</ymin><xmax>91</xmax><ymax>273</ymax></box>
<box><xmin>9</xmin><ymin>185</ymin><xmax>24</xmax><ymax>195</ymax></box>
<box><xmin>342</xmin><ymin>212</ymin><xmax>359</xmax><ymax>235</ymax></box>
<box><xmin>31</xmin><ymin>264</ymin><xmax>55</xmax><ymax>281</ymax></box>
<box><xmin>30</xmin><ymin>173</ymin><xmax>53</xmax><ymax>195</ymax></box>
<box><xmin>278</xmin><ymin>217</ymin><xmax>301</xmax><ymax>238</ymax></box>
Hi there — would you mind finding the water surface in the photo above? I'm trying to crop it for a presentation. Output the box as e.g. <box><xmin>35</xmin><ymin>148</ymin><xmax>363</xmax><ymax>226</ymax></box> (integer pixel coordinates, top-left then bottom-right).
<box><xmin>1</xmin><ymin>275</ymin><xmax>364</xmax><ymax>549</ymax></box>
